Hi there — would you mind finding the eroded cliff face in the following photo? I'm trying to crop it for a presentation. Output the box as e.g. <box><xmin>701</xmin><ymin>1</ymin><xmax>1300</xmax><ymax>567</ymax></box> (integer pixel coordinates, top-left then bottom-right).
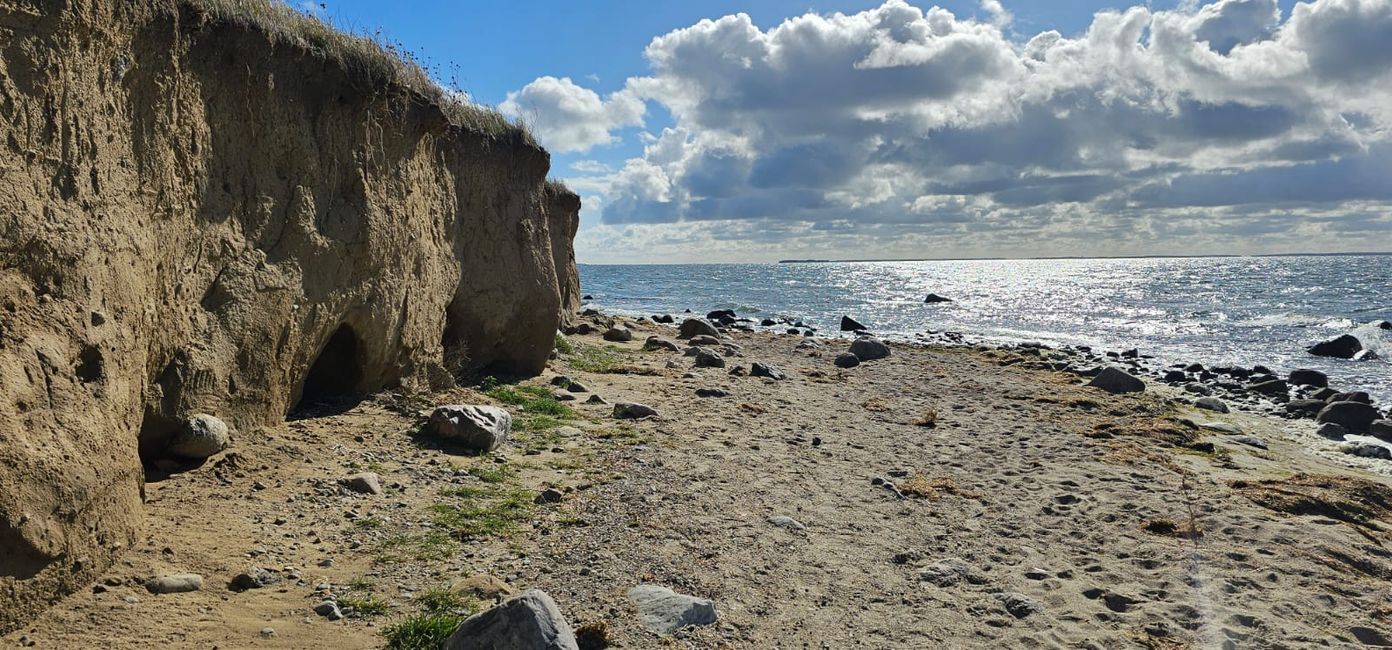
<box><xmin>0</xmin><ymin>0</ymin><xmax>579</xmax><ymax>631</ymax></box>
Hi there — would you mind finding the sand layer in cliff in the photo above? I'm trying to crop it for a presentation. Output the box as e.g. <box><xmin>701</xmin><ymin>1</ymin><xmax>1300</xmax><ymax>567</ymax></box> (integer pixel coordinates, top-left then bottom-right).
<box><xmin>6</xmin><ymin>315</ymin><xmax>1392</xmax><ymax>649</ymax></box>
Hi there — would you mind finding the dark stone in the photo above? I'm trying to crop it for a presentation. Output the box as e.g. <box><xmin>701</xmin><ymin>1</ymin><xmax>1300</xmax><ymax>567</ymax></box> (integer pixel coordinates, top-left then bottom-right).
<box><xmin>613</xmin><ymin>403</ymin><xmax>658</xmax><ymax>419</ymax></box>
<box><xmin>1285</xmin><ymin>399</ymin><xmax>1327</xmax><ymax>417</ymax></box>
<box><xmin>695</xmin><ymin>388</ymin><xmax>729</xmax><ymax>398</ymax></box>
<box><xmin>1307</xmin><ymin>334</ymin><xmax>1362</xmax><ymax>359</ymax></box>
<box><xmin>760</xmin><ymin>319</ymin><xmax>776</xmax><ymax>326</ymax></box>
<box><xmin>1316</xmin><ymin>401</ymin><xmax>1381</xmax><ymax>434</ymax></box>
<box><xmin>1087</xmin><ymin>367</ymin><xmax>1145</xmax><ymax>394</ymax></box>
<box><xmin>1287</xmin><ymin>369</ymin><xmax>1328</xmax><ymax>388</ymax></box>
<box><xmin>602</xmin><ymin>327</ymin><xmax>633</xmax><ymax>342</ymax></box>
<box><xmin>1370</xmin><ymin>420</ymin><xmax>1392</xmax><ymax>442</ymax></box>
<box><xmin>693</xmin><ymin>349</ymin><xmax>726</xmax><ymax>368</ymax></box>
<box><xmin>1312</xmin><ymin>387</ymin><xmax>1339</xmax><ymax>401</ymax></box>
<box><xmin>229</xmin><ymin>568</ymin><xmax>280</xmax><ymax>592</ymax></box>
<box><xmin>652</xmin><ymin>314</ymin><xmax>674</xmax><ymax>324</ymax></box>
<box><xmin>678</xmin><ymin>318</ymin><xmax>720</xmax><ymax>339</ymax></box>
<box><xmin>923</xmin><ymin>293</ymin><xmax>952</xmax><ymax>303</ymax></box>
<box><xmin>1163</xmin><ymin>370</ymin><xmax>1187</xmax><ymax>383</ymax></box>
<box><xmin>848</xmin><ymin>338</ymin><xmax>890</xmax><ymax>361</ymax></box>
<box><xmin>1247</xmin><ymin>379</ymin><xmax>1288</xmax><ymax>397</ymax></box>
<box><xmin>750</xmin><ymin>362</ymin><xmax>786</xmax><ymax>380</ymax></box>
<box><xmin>834</xmin><ymin>353</ymin><xmax>860</xmax><ymax>368</ymax></box>
<box><xmin>840</xmin><ymin>315</ymin><xmax>867</xmax><ymax>332</ymax></box>
<box><xmin>706</xmin><ymin>309</ymin><xmax>736</xmax><ymax>321</ymax></box>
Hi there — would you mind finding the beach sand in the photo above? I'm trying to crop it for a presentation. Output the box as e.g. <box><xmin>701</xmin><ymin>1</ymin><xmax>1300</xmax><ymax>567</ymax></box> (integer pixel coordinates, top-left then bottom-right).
<box><xmin>6</xmin><ymin>313</ymin><xmax>1391</xmax><ymax>649</ymax></box>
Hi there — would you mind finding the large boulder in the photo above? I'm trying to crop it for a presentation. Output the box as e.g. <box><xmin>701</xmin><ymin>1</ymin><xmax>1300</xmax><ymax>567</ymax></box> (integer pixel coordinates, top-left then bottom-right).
<box><xmin>1248</xmin><ymin>379</ymin><xmax>1289</xmax><ymax>397</ymax></box>
<box><xmin>849</xmin><ymin>338</ymin><xmax>891</xmax><ymax>361</ymax></box>
<box><xmin>1308</xmin><ymin>334</ymin><xmax>1362</xmax><ymax>359</ymax></box>
<box><xmin>445</xmin><ymin>589</ymin><xmax>578</xmax><ymax>650</ymax></box>
<box><xmin>693</xmin><ymin>349</ymin><xmax>726</xmax><ymax>369</ymax></box>
<box><xmin>628</xmin><ymin>584</ymin><xmax>718</xmax><ymax>635</ymax></box>
<box><xmin>424</xmin><ymin>405</ymin><xmax>513</xmax><ymax>452</ymax></box>
<box><xmin>1087</xmin><ymin>367</ymin><xmax>1145</xmax><ymax>394</ymax></box>
<box><xmin>1287</xmin><ymin>369</ymin><xmax>1328</xmax><ymax>388</ymax></box>
<box><xmin>1370</xmin><ymin>420</ymin><xmax>1392</xmax><ymax>442</ymax></box>
<box><xmin>166</xmin><ymin>414</ymin><xmax>230</xmax><ymax>459</ymax></box>
<box><xmin>678</xmin><ymin>318</ymin><xmax>720</xmax><ymax>339</ymax></box>
<box><xmin>1316</xmin><ymin>401</ymin><xmax>1382</xmax><ymax>434</ymax></box>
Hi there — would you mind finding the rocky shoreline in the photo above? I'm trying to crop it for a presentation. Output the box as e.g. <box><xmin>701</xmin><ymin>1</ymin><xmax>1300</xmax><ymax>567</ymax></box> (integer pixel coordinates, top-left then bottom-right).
<box><xmin>7</xmin><ymin>306</ymin><xmax>1392</xmax><ymax>648</ymax></box>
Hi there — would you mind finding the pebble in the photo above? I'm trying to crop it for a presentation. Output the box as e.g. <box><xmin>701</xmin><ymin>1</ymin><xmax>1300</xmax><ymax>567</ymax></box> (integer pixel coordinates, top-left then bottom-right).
<box><xmin>767</xmin><ymin>515</ymin><xmax>806</xmax><ymax>531</ymax></box>
<box><xmin>145</xmin><ymin>574</ymin><xmax>204</xmax><ymax>594</ymax></box>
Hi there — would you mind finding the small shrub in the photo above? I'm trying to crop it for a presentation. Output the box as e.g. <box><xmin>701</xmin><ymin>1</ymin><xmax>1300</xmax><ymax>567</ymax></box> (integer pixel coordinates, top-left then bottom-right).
<box><xmin>383</xmin><ymin>612</ymin><xmax>466</xmax><ymax>650</ymax></box>
<box><xmin>374</xmin><ymin>530</ymin><xmax>460</xmax><ymax>564</ymax></box>
<box><xmin>912</xmin><ymin>409</ymin><xmax>938</xmax><ymax>428</ymax></box>
<box><xmin>569</xmin><ymin>345</ymin><xmax>623</xmax><ymax>373</ymax></box>
<box><xmin>431</xmin><ymin>487</ymin><xmax>535</xmax><ymax>539</ymax></box>
<box><xmin>339</xmin><ymin>593</ymin><xmax>391</xmax><ymax>617</ymax></box>
<box><xmin>554</xmin><ymin>333</ymin><xmax>575</xmax><ymax>355</ymax></box>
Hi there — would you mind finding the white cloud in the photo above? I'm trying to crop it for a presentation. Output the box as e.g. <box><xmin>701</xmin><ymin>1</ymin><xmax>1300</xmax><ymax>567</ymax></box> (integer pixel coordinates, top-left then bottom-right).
<box><xmin>499</xmin><ymin>76</ymin><xmax>645</xmax><ymax>153</ymax></box>
<box><xmin>515</xmin><ymin>0</ymin><xmax>1392</xmax><ymax>260</ymax></box>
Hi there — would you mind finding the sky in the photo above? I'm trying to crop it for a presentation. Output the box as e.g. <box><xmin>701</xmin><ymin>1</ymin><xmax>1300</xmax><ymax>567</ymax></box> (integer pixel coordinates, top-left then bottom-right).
<box><xmin>305</xmin><ymin>0</ymin><xmax>1392</xmax><ymax>263</ymax></box>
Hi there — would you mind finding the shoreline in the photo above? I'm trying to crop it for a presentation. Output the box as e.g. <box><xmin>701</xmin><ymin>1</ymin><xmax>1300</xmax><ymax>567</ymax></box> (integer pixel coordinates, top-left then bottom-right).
<box><xmin>7</xmin><ymin>310</ymin><xmax>1392</xmax><ymax>648</ymax></box>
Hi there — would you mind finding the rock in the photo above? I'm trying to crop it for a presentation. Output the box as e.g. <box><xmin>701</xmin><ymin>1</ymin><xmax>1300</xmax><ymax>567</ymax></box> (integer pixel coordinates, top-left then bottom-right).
<box><xmin>552</xmin><ymin>391</ymin><xmax>576</xmax><ymax>402</ymax></box>
<box><xmin>767</xmin><ymin>515</ymin><xmax>806</xmax><ymax>531</ymax></box>
<box><xmin>1199</xmin><ymin>421</ymin><xmax>1243</xmax><ymax>435</ymax></box>
<box><xmin>1183</xmin><ymin>382</ymin><xmax>1211</xmax><ymax>396</ymax></box>
<box><xmin>993</xmin><ymin>592</ymin><xmax>1043</xmax><ymax>619</ymax></box>
<box><xmin>450</xmin><ymin>574</ymin><xmax>516</xmax><ymax>602</ymax></box>
<box><xmin>1248</xmin><ymin>379</ymin><xmax>1289</xmax><ymax>397</ymax></box>
<box><xmin>750</xmin><ymin>363</ymin><xmax>786</xmax><ymax>380</ymax></box>
<box><xmin>1312</xmin><ymin>387</ymin><xmax>1339</xmax><ymax>401</ymax></box>
<box><xmin>260</xmin><ymin>627</ymin><xmax>276</xmax><ymax>638</ymax></box>
<box><xmin>1339</xmin><ymin>443</ymin><xmax>1392</xmax><ymax>460</ymax></box>
<box><xmin>678</xmin><ymin>318</ymin><xmax>720</xmax><ymax>339</ymax></box>
<box><xmin>760</xmin><ymin>318</ymin><xmax>777</xmax><ymax>326</ymax></box>
<box><xmin>1163</xmin><ymin>370</ymin><xmax>1188</xmax><ymax>383</ymax></box>
<box><xmin>1288</xmin><ymin>369</ymin><xmax>1328</xmax><ymax>388</ymax></box>
<box><xmin>1285</xmin><ymin>399</ymin><xmax>1327</xmax><ymax>417</ymax></box>
<box><xmin>565</xmin><ymin>381</ymin><xmax>587</xmax><ymax>393</ymax></box>
<box><xmin>693</xmin><ymin>349</ymin><xmax>726</xmax><ymax>368</ymax></box>
<box><xmin>1317</xmin><ymin>401</ymin><xmax>1382</xmax><ymax>434</ymax></box>
<box><xmin>1194</xmin><ymin>397</ymin><xmax>1229</xmax><ymax>413</ymax></box>
<box><xmin>424</xmin><ymin>405</ymin><xmax>512</xmax><ymax>452</ymax></box>
<box><xmin>695</xmin><ymin>388</ymin><xmax>729</xmax><ymax>398</ymax></box>
<box><xmin>652</xmin><ymin>314</ymin><xmax>674</xmax><ymax>324</ymax></box>
<box><xmin>339</xmin><ymin>472</ymin><xmax>382</xmax><ymax>495</ymax></box>
<box><xmin>1330</xmin><ymin>391</ymin><xmax>1372</xmax><ymax>404</ymax></box>
<box><xmin>534</xmin><ymin>488</ymin><xmax>564</xmax><ymax>504</ymax></box>
<box><xmin>643</xmin><ymin>336</ymin><xmax>680</xmax><ymax>352</ymax></box>
<box><xmin>627</xmin><ymin>584</ymin><xmax>718</xmax><ymax>636</ymax></box>
<box><xmin>1225</xmin><ymin>435</ymin><xmax>1267</xmax><ymax>449</ymax></box>
<box><xmin>313</xmin><ymin>600</ymin><xmax>343</xmax><ymax>621</ymax></box>
<box><xmin>923</xmin><ymin>293</ymin><xmax>952</xmax><ymax>303</ymax></box>
<box><xmin>840</xmin><ymin>315</ymin><xmax>867</xmax><ymax>331</ymax></box>
<box><xmin>229</xmin><ymin>568</ymin><xmax>281</xmax><ymax>592</ymax></box>
<box><xmin>1353</xmin><ymin>349</ymin><xmax>1381</xmax><ymax>361</ymax></box>
<box><xmin>848</xmin><ymin>338</ymin><xmax>890</xmax><ymax>361</ymax></box>
<box><xmin>167</xmin><ymin>414</ymin><xmax>230</xmax><ymax>459</ymax></box>
<box><xmin>1380</xmin><ymin>321</ymin><xmax>1392</xmax><ymax>330</ymax></box>
<box><xmin>1316</xmin><ymin>422</ymin><xmax>1348</xmax><ymax>439</ymax></box>
<box><xmin>584</xmin><ymin>394</ymin><xmax>608</xmax><ymax>405</ymax></box>
<box><xmin>601</xmin><ymin>328</ymin><xmax>631</xmax><ymax>342</ymax></box>
<box><xmin>1370</xmin><ymin>420</ymin><xmax>1392</xmax><ymax>442</ymax></box>
<box><xmin>688</xmin><ymin>334</ymin><xmax>721</xmax><ymax>346</ymax></box>
<box><xmin>1308</xmin><ymin>334</ymin><xmax>1362</xmax><ymax>359</ymax></box>
<box><xmin>919</xmin><ymin>558</ymin><xmax>983</xmax><ymax>587</ymax></box>
<box><xmin>549</xmin><ymin>375</ymin><xmax>572</xmax><ymax>387</ymax></box>
<box><xmin>1086</xmin><ymin>367</ymin><xmax>1145</xmax><ymax>394</ymax></box>
<box><xmin>444</xmin><ymin>590</ymin><xmax>578</xmax><ymax>649</ymax></box>
<box><xmin>613</xmin><ymin>403</ymin><xmax>658</xmax><ymax>419</ymax></box>
<box><xmin>834</xmin><ymin>353</ymin><xmax>861</xmax><ymax>368</ymax></box>
<box><xmin>144</xmin><ymin>574</ymin><xmax>203</xmax><ymax>594</ymax></box>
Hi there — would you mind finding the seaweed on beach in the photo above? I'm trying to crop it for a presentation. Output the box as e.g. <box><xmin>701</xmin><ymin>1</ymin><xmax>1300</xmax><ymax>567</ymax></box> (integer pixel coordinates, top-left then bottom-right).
<box><xmin>1231</xmin><ymin>474</ymin><xmax>1392</xmax><ymax>531</ymax></box>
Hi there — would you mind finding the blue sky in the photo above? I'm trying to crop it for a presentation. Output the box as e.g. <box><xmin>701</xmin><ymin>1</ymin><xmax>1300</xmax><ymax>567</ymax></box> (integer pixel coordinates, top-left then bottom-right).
<box><xmin>303</xmin><ymin>0</ymin><xmax>1390</xmax><ymax>263</ymax></box>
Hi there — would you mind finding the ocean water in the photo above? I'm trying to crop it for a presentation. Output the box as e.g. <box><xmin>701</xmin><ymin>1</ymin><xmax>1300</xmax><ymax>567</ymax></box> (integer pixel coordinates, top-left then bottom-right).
<box><xmin>578</xmin><ymin>255</ymin><xmax>1392</xmax><ymax>403</ymax></box>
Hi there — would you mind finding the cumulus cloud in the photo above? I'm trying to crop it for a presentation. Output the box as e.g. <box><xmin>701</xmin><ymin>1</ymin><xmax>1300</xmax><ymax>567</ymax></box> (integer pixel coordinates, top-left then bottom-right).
<box><xmin>518</xmin><ymin>0</ymin><xmax>1392</xmax><ymax>259</ymax></box>
<box><xmin>499</xmin><ymin>76</ymin><xmax>645</xmax><ymax>153</ymax></box>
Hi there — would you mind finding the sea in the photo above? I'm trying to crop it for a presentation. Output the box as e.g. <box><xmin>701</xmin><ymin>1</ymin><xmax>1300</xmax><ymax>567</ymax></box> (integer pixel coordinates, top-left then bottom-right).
<box><xmin>577</xmin><ymin>255</ymin><xmax>1392</xmax><ymax>404</ymax></box>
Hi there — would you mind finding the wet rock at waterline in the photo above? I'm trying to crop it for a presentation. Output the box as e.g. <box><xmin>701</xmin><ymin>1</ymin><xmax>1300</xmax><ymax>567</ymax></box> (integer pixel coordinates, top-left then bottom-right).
<box><xmin>1087</xmin><ymin>367</ymin><xmax>1145</xmax><ymax>394</ymax></box>
<box><xmin>1308</xmin><ymin>334</ymin><xmax>1362</xmax><ymax>359</ymax></box>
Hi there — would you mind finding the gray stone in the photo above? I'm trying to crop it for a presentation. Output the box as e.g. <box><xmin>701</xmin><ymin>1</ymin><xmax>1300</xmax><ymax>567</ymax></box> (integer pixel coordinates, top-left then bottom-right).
<box><xmin>1225</xmin><ymin>435</ymin><xmax>1267</xmax><ymax>449</ymax></box>
<box><xmin>918</xmin><ymin>558</ymin><xmax>983</xmax><ymax>587</ymax></box>
<box><xmin>693</xmin><ymin>349</ymin><xmax>726</xmax><ymax>369</ymax></box>
<box><xmin>628</xmin><ymin>584</ymin><xmax>718</xmax><ymax>636</ymax></box>
<box><xmin>848</xmin><ymin>338</ymin><xmax>890</xmax><ymax>361</ymax></box>
<box><xmin>750</xmin><ymin>362</ymin><xmax>786</xmax><ymax>380</ymax></box>
<box><xmin>688</xmin><ymin>335</ymin><xmax>721</xmax><ymax>347</ymax></box>
<box><xmin>339</xmin><ymin>472</ymin><xmax>382</xmax><ymax>495</ymax></box>
<box><xmin>425</xmin><ymin>405</ymin><xmax>512</xmax><ymax>452</ymax></box>
<box><xmin>602</xmin><ymin>327</ymin><xmax>633</xmax><ymax>342</ymax></box>
<box><xmin>1288</xmin><ymin>369</ymin><xmax>1328</xmax><ymax>388</ymax></box>
<box><xmin>613</xmin><ymin>402</ymin><xmax>658</xmax><ymax>419</ymax></box>
<box><xmin>1340</xmin><ymin>443</ymin><xmax>1392</xmax><ymax>460</ymax></box>
<box><xmin>167</xmin><ymin>414</ymin><xmax>229</xmax><ymax>459</ymax></box>
<box><xmin>444</xmin><ymin>589</ymin><xmax>578</xmax><ymax>649</ymax></box>
<box><xmin>993</xmin><ymin>592</ymin><xmax>1043</xmax><ymax>618</ymax></box>
<box><xmin>1087</xmin><ymin>367</ymin><xmax>1145</xmax><ymax>394</ymax></box>
<box><xmin>1317</xmin><ymin>401</ymin><xmax>1382</xmax><ymax>434</ymax></box>
<box><xmin>1316</xmin><ymin>422</ymin><xmax>1348</xmax><ymax>439</ymax></box>
<box><xmin>534</xmin><ymin>488</ymin><xmax>563</xmax><ymax>504</ymax></box>
<box><xmin>552</xmin><ymin>391</ymin><xmax>576</xmax><ymax>402</ymax></box>
<box><xmin>1308</xmin><ymin>334</ymin><xmax>1362</xmax><ymax>359</ymax></box>
<box><xmin>767</xmin><ymin>515</ymin><xmax>805</xmax><ymax>531</ymax></box>
<box><xmin>313</xmin><ymin>600</ymin><xmax>343</xmax><ymax>620</ymax></box>
<box><xmin>678</xmin><ymin>318</ymin><xmax>720</xmax><ymax>339</ymax></box>
<box><xmin>833</xmin><ymin>353</ymin><xmax>860</xmax><ymax>368</ymax></box>
<box><xmin>1194</xmin><ymin>397</ymin><xmax>1229</xmax><ymax>413</ymax></box>
<box><xmin>145</xmin><ymin>574</ymin><xmax>203</xmax><ymax>594</ymax></box>
<box><xmin>1198</xmin><ymin>421</ymin><xmax>1242</xmax><ymax>435</ymax></box>
<box><xmin>230</xmin><ymin>568</ymin><xmax>281</xmax><ymax>592</ymax></box>
<box><xmin>643</xmin><ymin>336</ymin><xmax>680</xmax><ymax>352</ymax></box>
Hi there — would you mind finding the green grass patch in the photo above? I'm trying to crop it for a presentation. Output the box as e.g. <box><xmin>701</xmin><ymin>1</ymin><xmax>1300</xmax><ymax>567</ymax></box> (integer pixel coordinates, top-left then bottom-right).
<box><xmin>383</xmin><ymin>612</ymin><xmax>467</xmax><ymax>650</ymax></box>
<box><xmin>484</xmin><ymin>383</ymin><xmax>575</xmax><ymax>419</ymax></box>
<box><xmin>417</xmin><ymin>588</ymin><xmax>481</xmax><ymax>615</ymax></box>
<box><xmin>466</xmin><ymin>462</ymin><xmax>517</xmax><ymax>484</ymax></box>
<box><xmin>568</xmin><ymin>344</ymin><xmax>624</xmax><ymax>373</ymax></box>
<box><xmin>353</xmin><ymin>516</ymin><xmax>384</xmax><ymax>530</ymax></box>
<box><xmin>431</xmin><ymin>487</ymin><xmax>535</xmax><ymax>539</ymax></box>
<box><xmin>374</xmin><ymin>530</ymin><xmax>461</xmax><ymax>564</ymax></box>
<box><xmin>554</xmin><ymin>333</ymin><xmax>575</xmax><ymax>355</ymax></box>
<box><xmin>339</xmin><ymin>593</ymin><xmax>392</xmax><ymax>617</ymax></box>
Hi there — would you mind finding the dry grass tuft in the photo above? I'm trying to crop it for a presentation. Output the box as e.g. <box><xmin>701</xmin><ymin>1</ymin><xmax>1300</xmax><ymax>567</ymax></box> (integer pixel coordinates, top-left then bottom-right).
<box><xmin>911</xmin><ymin>408</ymin><xmax>938</xmax><ymax>428</ymax></box>
<box><xmin>860</xmin><ymin>397</ymin><xmax>890</xmax><ymax>412</ymax></box>
<box><xmin>897</xmin><ymin>472</ymin><xmax>979</xmax><ymax>500</ymax></box>
<box><xmin>1140</xmin><ymin>517</ymin><xmax>1203</xmax><ymax>540</ymax></box>
<box><xmin>573</xmin><ymin>620</ymin><xmax>611</xmax><ymax>650</ymax></box>
<box><xmin>1231</xmin><ymin>474</ymin><xmax>1392</xmax><ymax>531</ymax></box>
<box><xmin>739</xmin><ymin>403</ymin><xmax>768</xmax><ymax>415</ymax></box>
<box><xmin>188</xmin><ymin>0</ymin><xmax>532</xmax><ymax>141</ymax></box>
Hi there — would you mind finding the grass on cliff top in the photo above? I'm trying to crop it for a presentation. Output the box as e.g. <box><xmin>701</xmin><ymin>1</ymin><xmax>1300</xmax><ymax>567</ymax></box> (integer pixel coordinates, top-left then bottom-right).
<box><xmin>191</xmin><ymin>0</ymin><xmax>532</xmax><ymax>142</ymax></box>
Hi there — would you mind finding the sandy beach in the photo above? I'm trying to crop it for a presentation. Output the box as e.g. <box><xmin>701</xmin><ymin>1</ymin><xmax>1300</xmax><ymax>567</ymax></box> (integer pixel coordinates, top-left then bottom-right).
<box><xmin>6</xmin><ymin>311</ymin><xmax>1391</xmax><ymax>649</ymax></box>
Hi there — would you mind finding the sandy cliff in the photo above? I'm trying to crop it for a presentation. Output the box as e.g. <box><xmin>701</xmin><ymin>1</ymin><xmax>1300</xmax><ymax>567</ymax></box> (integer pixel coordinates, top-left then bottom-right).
<box><xmin>0</xmin><ymin>0</ymin><xmax>578</xmax><ymax>631</ymax></box>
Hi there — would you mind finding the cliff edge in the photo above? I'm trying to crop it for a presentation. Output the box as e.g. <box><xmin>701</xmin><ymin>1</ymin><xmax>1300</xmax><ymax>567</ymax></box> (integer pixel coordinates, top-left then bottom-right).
<box><xmin>0</xmin><ymin>0</ymin><xmax>579</xmax><ymax>631</ymax></box>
